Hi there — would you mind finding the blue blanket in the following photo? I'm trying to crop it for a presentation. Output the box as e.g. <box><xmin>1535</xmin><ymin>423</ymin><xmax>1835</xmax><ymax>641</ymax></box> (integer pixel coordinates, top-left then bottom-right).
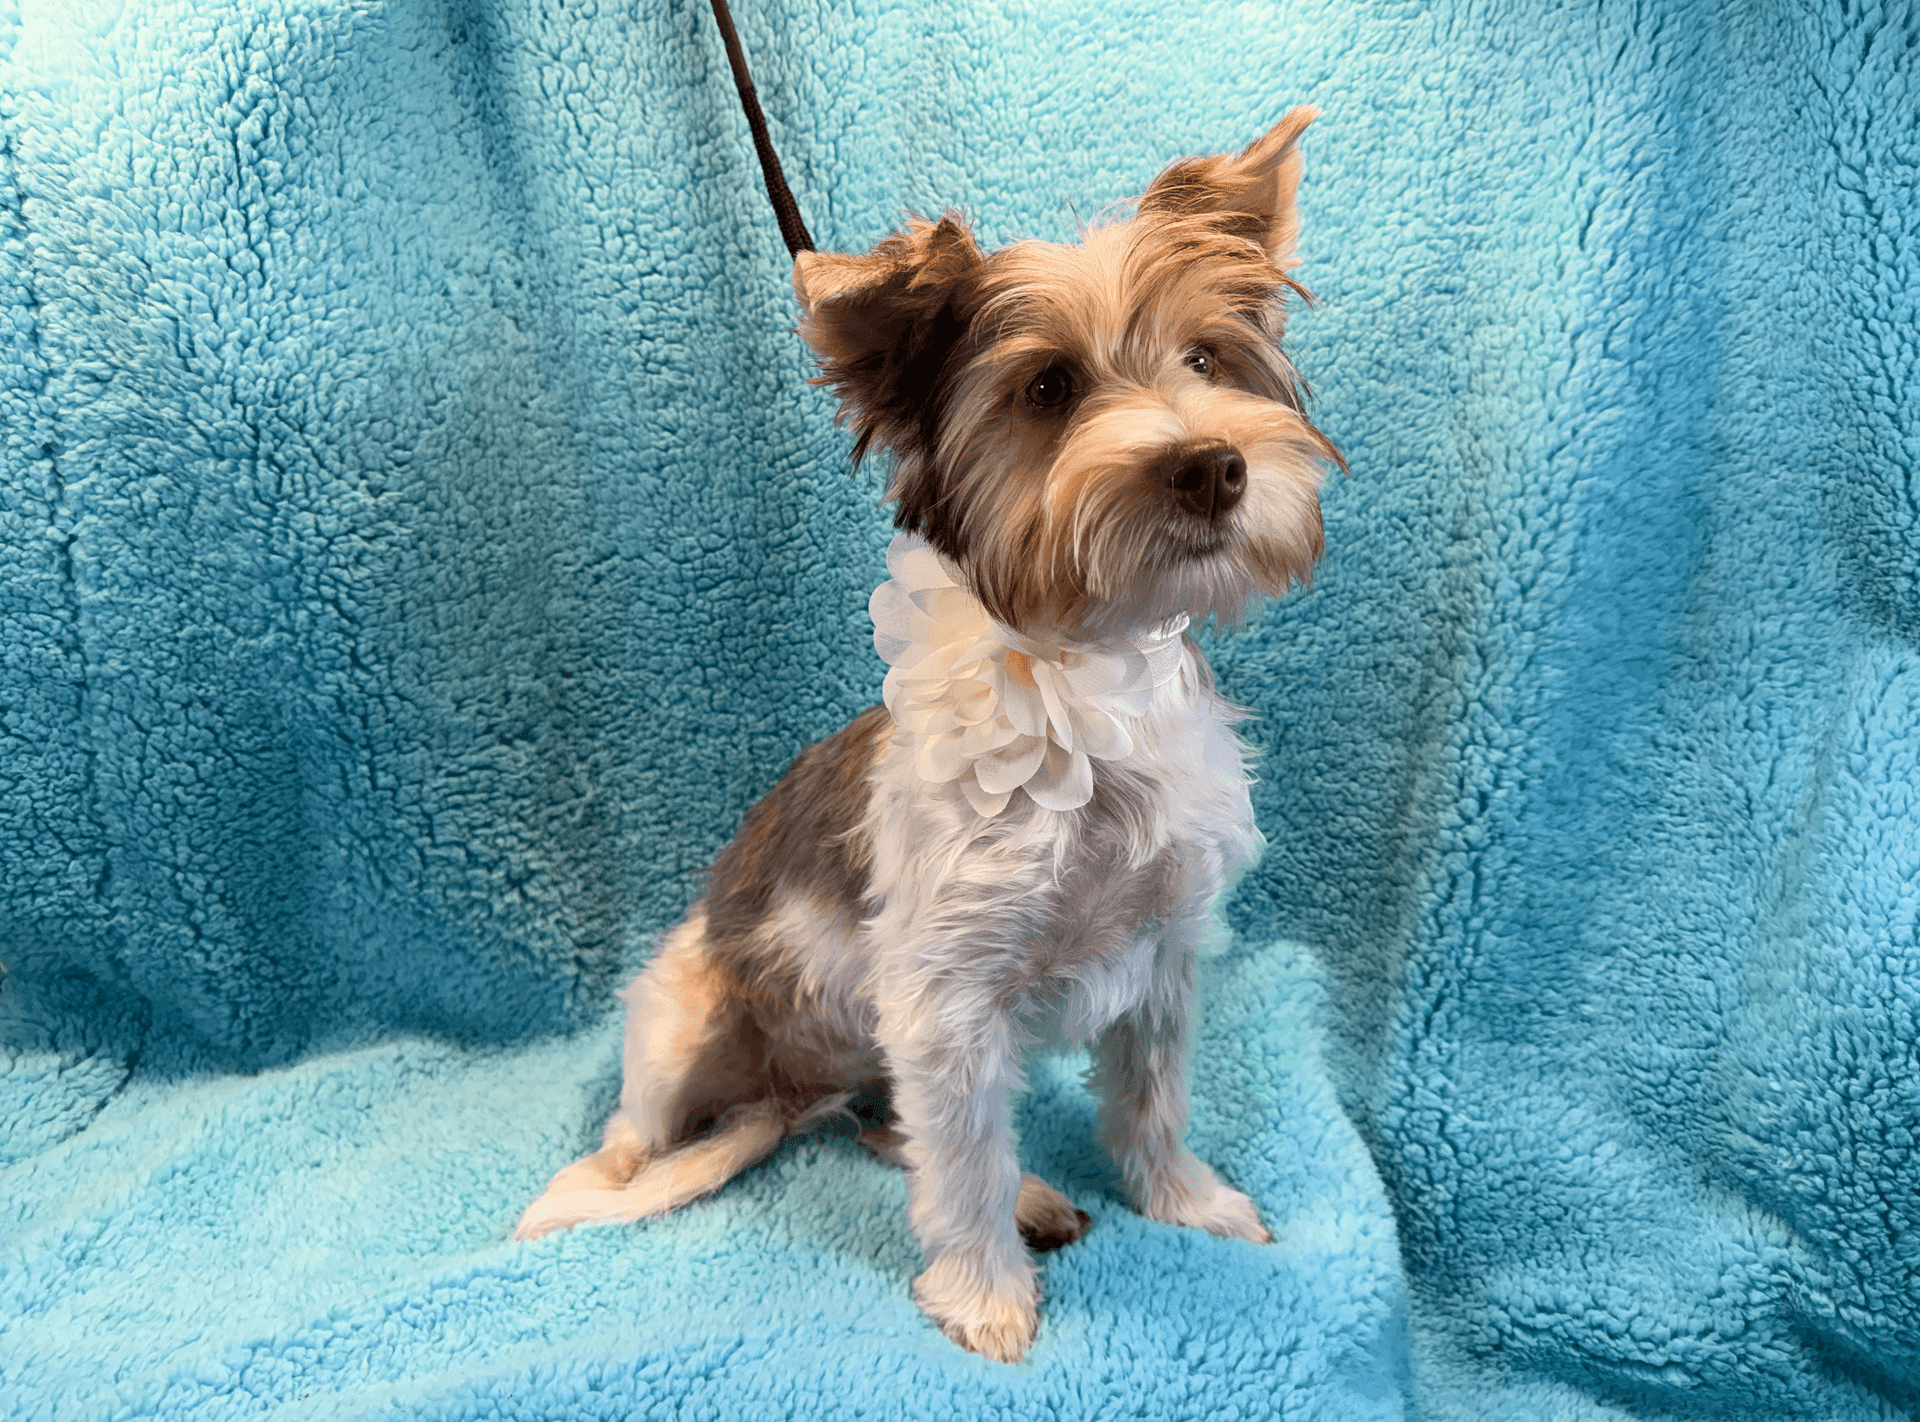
<box><xmin>2</xmin><ymin>1</ymin><xmax>1914</xmax><ymax>1416</ymax></box>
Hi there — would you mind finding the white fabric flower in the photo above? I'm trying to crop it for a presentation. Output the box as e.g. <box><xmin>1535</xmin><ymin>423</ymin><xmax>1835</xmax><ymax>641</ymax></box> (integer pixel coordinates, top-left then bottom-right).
<box><xmin>869</xmin><ymin>533</ymin><xmax>1187</xmax><ymax>815</ymax></box>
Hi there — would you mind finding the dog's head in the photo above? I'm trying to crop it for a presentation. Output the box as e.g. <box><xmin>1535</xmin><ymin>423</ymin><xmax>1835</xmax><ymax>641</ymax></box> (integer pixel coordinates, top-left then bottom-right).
<box><xmin>795</xmin><ymin>109</ymin><xmax>1339</xmax><ymax>636</ymax></box>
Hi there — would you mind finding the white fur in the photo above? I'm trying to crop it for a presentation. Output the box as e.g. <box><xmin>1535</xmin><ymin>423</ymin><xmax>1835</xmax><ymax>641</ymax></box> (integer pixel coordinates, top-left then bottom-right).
<box><xmin>516</xmin><ymin>640</ymin><xmax>1272</xmax><ymax>1363</ymax></box>
<box><xmin>856</xmin><ymin>639</ymin><xmax>1269</xmax><ymax>1359</ymax></box>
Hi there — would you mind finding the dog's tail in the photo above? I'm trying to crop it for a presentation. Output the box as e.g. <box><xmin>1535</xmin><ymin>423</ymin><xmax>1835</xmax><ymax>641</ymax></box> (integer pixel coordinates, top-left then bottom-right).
<box><xmin>512</xmin><ymin>1093</ymin><xmax>851</xmax><ymax>1241</ymax></box>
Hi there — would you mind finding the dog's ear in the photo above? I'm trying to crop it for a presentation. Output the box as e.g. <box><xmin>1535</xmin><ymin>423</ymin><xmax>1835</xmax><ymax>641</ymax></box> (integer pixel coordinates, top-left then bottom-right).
<box><xmin>1138</xmin><ymin>107</ymin><xmax>1317</xmax><ymax>269</ymax></box>
<box><xmin>792</xmin><ymin>213</ymin><xmax>983</xmax><ymax>462</ymax></box>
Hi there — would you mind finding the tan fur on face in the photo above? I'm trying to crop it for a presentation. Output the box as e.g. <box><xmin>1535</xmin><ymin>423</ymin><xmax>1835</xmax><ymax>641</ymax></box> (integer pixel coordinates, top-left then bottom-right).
<box><xmin>794</xmin><ymin>108</ymin><xmax>1340</xmax><ymax>635</ymax></box>
<box><xmin>930</xmin><ymin>212</ymin><xmax>1337</xmax><ymax>631</ymax></box>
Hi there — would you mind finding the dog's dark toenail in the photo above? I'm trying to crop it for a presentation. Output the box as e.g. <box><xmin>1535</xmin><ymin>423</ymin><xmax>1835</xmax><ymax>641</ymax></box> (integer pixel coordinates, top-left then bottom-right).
<box><xmin>1021</xmin><ymin>1208</ymin><xmax>1093</xmax><ymax>1253</ymax></box>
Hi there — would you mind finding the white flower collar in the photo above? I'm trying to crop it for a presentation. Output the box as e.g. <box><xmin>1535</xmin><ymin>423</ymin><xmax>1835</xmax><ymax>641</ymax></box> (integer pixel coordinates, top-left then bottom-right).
<box><xmin>869</xmin><ymin>533</ymin><xmax>1188</xmax><ymax>816</ymax></box>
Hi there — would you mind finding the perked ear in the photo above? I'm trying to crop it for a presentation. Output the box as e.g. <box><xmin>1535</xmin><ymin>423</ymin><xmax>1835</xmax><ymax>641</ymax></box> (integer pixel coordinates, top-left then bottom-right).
<box><xmin>792</xmin><ymin>213</ymin><xmax>983</xmax><ymax>461</ymax></box>
<box><xmin>1138</xmin><ymin>107</ymin><xmax>1318</xmax><ymax>269</ymax></box>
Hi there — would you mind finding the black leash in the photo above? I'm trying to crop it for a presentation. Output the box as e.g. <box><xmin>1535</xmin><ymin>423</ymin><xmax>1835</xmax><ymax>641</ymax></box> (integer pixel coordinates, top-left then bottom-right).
<box><xmin>707</xmin><ymin>0</ymin><xmax>814</xmax><ymax>257</ymax></box>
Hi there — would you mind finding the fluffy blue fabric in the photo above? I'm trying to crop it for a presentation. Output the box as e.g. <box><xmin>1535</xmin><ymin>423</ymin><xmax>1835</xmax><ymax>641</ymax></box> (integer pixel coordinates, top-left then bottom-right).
<box><xmin>2</xmin><ymin>1</ymin><xmax>1914</xmax><ymax>1416</ymax></box>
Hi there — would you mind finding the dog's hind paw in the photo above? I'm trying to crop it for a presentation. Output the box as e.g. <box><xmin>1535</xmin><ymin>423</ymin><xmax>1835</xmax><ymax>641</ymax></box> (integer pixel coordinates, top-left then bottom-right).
<box><xmin>1015</xmin><ymin>1173</ymin><xmax>1091</xmax><ymax>1253</ymax></box>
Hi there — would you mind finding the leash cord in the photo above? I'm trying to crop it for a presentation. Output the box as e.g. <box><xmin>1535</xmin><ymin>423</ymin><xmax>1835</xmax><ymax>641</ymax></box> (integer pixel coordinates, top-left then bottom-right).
<box><xmin>707</xmin><ymin>0</ymin><xmax>815</xmax><ymax>256</ymax></box>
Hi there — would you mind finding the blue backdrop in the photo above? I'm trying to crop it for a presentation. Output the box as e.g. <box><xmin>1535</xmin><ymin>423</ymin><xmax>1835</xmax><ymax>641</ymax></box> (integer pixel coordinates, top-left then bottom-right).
<box><xmin>3</xmin><ymin>1</ymin><xmax>1916</xmax><ymax>1417</ymax></box>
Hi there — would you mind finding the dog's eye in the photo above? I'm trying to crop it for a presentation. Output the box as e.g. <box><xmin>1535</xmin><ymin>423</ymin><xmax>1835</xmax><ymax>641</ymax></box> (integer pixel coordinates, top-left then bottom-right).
<box><xmin>1183</xmin><ymin>348</ymin><xmax>1216</xmax><ymax>380</ymax></box>
<box><xmin>1025</xmin><ymin>366</ymin><xmax>1074</xmax><ymax>410</ymax></box>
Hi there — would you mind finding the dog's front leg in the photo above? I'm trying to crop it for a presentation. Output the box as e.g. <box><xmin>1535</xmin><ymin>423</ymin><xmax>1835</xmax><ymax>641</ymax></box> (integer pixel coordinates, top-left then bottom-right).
<box><xmin>881</xmin><ymin>995</ymin><xmax>1037</xmax><ymax>1363</ymax></box>
<box><xmin>1091</xmin><ymin>947</ymin><xmax>1271</xmax><ymax>1244</ymax></box>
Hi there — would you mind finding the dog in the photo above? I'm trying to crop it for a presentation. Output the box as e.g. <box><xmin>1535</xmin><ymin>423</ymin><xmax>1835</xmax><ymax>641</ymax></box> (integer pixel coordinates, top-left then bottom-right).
<box><xmin>515</xmin><ymin>108</ymin><xmax>1339</xmax><ymax>1364</ymax></box>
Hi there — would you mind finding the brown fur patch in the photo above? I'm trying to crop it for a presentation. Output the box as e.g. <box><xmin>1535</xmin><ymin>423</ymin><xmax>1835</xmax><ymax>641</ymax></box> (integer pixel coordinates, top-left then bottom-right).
<box><xmin>703</xmin><ymin>704</ymin><xmax>887</xmax><ymax>961</ymax></box>
<box><xmin>794</xmin><ymin>215</ymin><xmax>984</xmax><ymax>489</ymax></box>
<box><xmin>651</xmin><ymin>923</ymin><xmax>772</xmax><ymax>1139</ymax></box>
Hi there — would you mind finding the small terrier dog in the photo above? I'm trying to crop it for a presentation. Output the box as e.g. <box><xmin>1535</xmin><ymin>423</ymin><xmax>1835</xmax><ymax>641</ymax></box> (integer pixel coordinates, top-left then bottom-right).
<box><xmin>517</xmin><ymin>109</ymin><xmax>1339</xmax><ymax>1363</ymax></box>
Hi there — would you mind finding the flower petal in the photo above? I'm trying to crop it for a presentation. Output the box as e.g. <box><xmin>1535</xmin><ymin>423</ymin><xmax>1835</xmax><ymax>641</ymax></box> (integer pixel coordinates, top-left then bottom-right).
<box><xmin>1057</xmin><ymin>645</ymin><xmax>1143</xmax><ymax>700</ymax></box>
<box><xmin>1141</xmin><ymin>622</ymin><xmax>1188</xmax><ymax>683</ymax></box>
<box><xmin>950</xmin><ymin>683</ymin><xmax>998</xmax><ymax>727</ymax></box>
<box><xmin>869</xmin><ymin>580</ymin><xmax>921</xmax><ymax>665</ymax></box>
<box><xmin>889</xmin><ymin>536</ymin><xmax>957</xmax><ymax>590</ymax></box>
<box><xmin>1026</xmin><ymin>740</ymin><xmax>1094</xmax><ymax>811</ymax></box>
<box><xmin>912</xmin><ymin>583</ymin><xmax>983</xmax><ymax>622</ymax></box>
<box><xmin>958</xmin><ymin>774</ymin><xmax>1012</xmax><ymax>818</ymax></box>
<box><xmin>998</xmin><ymin>677</ymin><xmax>1048</xmax><ymax>737</ymax></box>
<box><xmin>1030</xmin><ymin>662</ymin><xmax>1075</xmax><ymax>751</ymax></box>
<box><xmin>895</xmin><ymin>701</ymin><xmax>959</xmax><ymax>736</ymax></box>
<box><xmin>916</xmin><ymin>728</ymin><xmax>969</xmax><ymax>782</ymax></box>
<box><xmin>959</xmin><ymin>716</ymin><xmax>1021</xmax><ymax>756</ymax></box>
<box><xmin>1073</xmin><ymin>707</ymin><xmax>1133</xmax><ymax>761</ymax></box>
<box><xmin>974</xmin><ymin>734</ymin><xmax>1048</xmax><ymax>794</ymax></box>
<box><xmin>900</xmin><ymin>636</ymin><xmax>990</xmax><ymax>684</ymax></box>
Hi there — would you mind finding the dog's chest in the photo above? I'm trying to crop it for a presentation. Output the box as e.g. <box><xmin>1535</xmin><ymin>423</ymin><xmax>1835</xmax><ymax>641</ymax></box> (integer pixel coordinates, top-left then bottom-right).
<box><xmin>1021</xmin><ymin>703</ymin><xmax>1259</xmax><ymax>1044</ymax></box>
<box><xmin>865</xmin><ymin>649</ymin><xmax>1261</xmax><ymax>1046</ymax></box>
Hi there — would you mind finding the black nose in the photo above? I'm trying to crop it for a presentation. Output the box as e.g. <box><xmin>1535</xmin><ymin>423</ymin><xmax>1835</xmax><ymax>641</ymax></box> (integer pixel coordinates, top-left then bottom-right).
<box><xmin>1165</xmin><ymin>445</ymin><xmax>1247</xmax><ymax>520</ymax></box>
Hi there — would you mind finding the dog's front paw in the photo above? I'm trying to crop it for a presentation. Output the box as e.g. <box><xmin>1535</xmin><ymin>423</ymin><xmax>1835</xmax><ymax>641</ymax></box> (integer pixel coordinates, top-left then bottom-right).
<box><xmin>1139</xmin><ymin>1162</ymin><xmax>1272</xmax><ymax>1244</ymax></box>
<box><xmin>1185</xmin><ymin>1183</ymin><xmax>1272</xmax><ymax>1244</ymax></box>
<box><xmin>912</xmin><ymin>1253</ymin><xmax>1039</xmax><ymax>1363</ymax></box>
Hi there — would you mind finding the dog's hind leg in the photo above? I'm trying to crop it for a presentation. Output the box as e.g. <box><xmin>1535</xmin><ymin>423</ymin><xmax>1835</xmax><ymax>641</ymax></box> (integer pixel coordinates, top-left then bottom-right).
<box><xmin>613</xmin><ymin>912</ymin><xmax>768</xmax><ymax>1150</ymax></box>
<box><xmin>514</xmin><ymin>1098</ymin><xmax>789</xmax><ymax>1239</ymax></box>
<box><xmin>515</xmin><ymin>911</ymin><xmax>770</xmax><ymax>1238</ymax></box>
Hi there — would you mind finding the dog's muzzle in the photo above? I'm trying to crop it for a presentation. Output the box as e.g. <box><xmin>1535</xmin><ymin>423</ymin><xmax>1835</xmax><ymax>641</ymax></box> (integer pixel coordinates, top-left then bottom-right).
<box><xmin>1161</xmin><ymin>443</ymin><xmax>1246</xmax><ymax>522</ymax></box>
